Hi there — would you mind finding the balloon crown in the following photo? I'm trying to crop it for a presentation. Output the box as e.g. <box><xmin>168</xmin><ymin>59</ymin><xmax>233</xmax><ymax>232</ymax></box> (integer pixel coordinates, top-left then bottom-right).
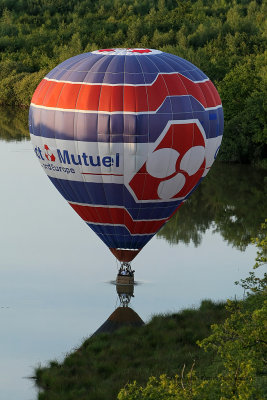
<box><xmin>91</xmin><ymin>48</ymin><xmax>162</xmax><ymax>55</ymax></box>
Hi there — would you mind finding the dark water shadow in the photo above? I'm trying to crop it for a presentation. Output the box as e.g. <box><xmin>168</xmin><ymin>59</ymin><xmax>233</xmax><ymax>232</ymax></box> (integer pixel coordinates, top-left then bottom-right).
<box><xmin>158</xmin><ymin>162</ymin><xmax>266</xmax><ymax>251</ymax></box>
<box><xmin>0</xmin><ymin>107</ymin><xmax>29</xmax><ymax>142</ymax></box>
<box><xmin>107</xmin><ymin>280</ymin><xmax>143</xmax><ymax>286</ymax></box>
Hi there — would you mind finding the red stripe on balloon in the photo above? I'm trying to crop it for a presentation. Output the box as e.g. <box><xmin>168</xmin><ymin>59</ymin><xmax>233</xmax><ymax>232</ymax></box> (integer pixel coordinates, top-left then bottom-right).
<box><xmin>31</xmin><ymin>74</ymin><xmax>221</xmax><ymax>112</ymax></box>
<box><xmin>68</xmin><ymin>203</ymin><xmax>168</xmax><ymax>235</ymax></box>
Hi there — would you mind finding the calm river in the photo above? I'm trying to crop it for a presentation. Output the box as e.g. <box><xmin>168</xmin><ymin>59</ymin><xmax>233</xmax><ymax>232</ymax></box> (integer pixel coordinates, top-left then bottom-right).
<box><xmin>0</xmin><ymin>109</ymin><xmax>266</xmax><ymax>399</ymax></box>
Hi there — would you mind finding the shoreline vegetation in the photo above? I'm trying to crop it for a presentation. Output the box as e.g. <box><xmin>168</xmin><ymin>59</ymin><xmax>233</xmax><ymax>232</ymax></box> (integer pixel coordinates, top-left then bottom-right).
<box><xmin>34</xmin><ymin>220</ymin><xmax>266</xmax><ymax>400</ymax></box>
<box><xmin>0</xmin><ymin>0</ymin><xmax>266</xmax><ymax>166</ymax></box>
<box><xmin>35</xmin><ymin>300</ymin><xmax>229</xmax><ymax>400</ymax></box>
<box><xmin>34</xmin><ymin>222</ymin><xmax>266</xmax><ymax>400</ymax></box>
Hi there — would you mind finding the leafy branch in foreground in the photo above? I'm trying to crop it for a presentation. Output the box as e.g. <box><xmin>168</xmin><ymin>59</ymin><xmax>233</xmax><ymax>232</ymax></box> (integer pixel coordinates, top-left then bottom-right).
<box><xmin>118</xmin><ymin>368</ymin><xmax>212</xmax><ymax>400</ymax></box>
<box><xmin>118</xmin><ymin>221</ymin><xmax>267</xmax><ymax>400</ymax></box>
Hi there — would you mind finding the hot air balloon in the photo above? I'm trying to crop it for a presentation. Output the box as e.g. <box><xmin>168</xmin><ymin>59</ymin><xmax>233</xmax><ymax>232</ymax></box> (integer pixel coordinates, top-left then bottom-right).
<box><xmin>29</xmin><ymin>48</ymin><xmax>223</xmax><ymax>269</ymax></box>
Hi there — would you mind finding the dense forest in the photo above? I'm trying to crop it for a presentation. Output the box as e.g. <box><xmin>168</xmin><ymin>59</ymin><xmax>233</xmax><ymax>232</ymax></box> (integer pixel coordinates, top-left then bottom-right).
<box><xmin>0</xmin><ymin>0</ymin><xmax>266</xmax><ymax>164</ymax></box>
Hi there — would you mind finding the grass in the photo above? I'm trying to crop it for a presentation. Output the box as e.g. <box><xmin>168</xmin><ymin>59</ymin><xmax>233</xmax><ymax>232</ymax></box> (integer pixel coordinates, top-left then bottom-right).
<box><xmin>35</xmin><ymin>299</ymin><xmax>228</xmax><ymax>400</ymax></box>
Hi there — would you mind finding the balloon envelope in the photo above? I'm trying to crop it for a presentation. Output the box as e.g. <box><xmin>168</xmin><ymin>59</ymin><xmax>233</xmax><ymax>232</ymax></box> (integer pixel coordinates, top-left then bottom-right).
<box><xmin>29</xmin><ymin>48</ymin><xmax>223</xmax><ymax>262</ymax></box>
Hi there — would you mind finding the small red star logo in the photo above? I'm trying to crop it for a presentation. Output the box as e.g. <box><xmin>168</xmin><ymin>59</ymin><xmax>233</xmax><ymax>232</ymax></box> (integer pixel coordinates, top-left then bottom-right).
<box><xmin>44</xmin><ymin>144</ymin><xmax>56</xmax><ymax>162</ymax></box>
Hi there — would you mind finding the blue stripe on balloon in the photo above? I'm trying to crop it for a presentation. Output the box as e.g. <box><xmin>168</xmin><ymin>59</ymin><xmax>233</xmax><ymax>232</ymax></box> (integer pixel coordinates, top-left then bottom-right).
<box><xmin>87</xmin><ymin>223</ymin><xmax>153</xmax><ymax>249</ymax></box>
<box><xmin>209</xmin><ymin>113</ymin><xmax>217</xmax><ymax>120</ymax></box>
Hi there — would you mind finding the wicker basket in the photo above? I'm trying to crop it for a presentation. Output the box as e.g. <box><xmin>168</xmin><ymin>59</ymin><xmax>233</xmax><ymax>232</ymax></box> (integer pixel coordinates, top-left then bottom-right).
<box><xmin>116</xmin><ymin>275</ymin><xmax>134</xmax><ymax>285</ymax></box>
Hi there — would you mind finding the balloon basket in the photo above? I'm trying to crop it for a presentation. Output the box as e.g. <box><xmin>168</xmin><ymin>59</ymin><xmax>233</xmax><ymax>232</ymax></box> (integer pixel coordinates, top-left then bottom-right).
<box><xmin>116</xmin><ymin>275</ymin><xmax>134</xmax><ymax>286</ymax></box>
<box><xmin>116</xmin><ymin>262</ymin><xmax>135</xmax><ymax>307</ymax></box>
<box><xmin>116</xmin><ymin>262</ymin><xmax>135</xmax><ymax>283</ymax></box>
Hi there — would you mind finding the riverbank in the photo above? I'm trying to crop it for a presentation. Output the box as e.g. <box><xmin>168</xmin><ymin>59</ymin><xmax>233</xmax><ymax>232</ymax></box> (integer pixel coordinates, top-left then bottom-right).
<box><xmin>34</xmin><ymin>280</ymin><xmax>266</xmax><ymax>400</ymax></box>
<box><xmin>34</xmin><ymin>300</ymin><xmax>228</xmax><ymax>400</ymax></box>
<box><xmin>28</xmin><ymin>216</ymin><xmax>267</xmax><ymax>400</ymax></box>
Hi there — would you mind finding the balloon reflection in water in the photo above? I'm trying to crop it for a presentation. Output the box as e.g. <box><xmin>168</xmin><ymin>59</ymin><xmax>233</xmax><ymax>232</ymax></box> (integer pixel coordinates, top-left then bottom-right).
<box><xmin>92</xmin><ymin>273</ymin><xmax>143</xmax><ymax>336</ymax></box>
<box><xmin>29</xmin><ymin>48</ymin><xmax>223</xmax><ymax>271</ymax></box>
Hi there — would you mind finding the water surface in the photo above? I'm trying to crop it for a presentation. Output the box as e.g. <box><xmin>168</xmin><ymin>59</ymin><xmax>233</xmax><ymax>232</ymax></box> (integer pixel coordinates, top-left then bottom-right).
<box><xmin>0</xmin><ymin>111</ymin><xmax>266</xmax><ymax>399</ymax></box>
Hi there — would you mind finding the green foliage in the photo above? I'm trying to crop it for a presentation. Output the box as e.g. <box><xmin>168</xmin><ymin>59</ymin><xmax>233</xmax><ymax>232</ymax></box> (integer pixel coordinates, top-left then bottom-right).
<box><xmin>118</xmin><ymin>371</ymin><xmax>210</xmax><ymax>400</ymax></box>
<box><xmin>0</xmin><ymin>0</ymin><xmax>266</xmax><ymax>164</ymax></box>
<box><xmin>252</xmin><ymin>219</ymin><xmax>267</xmax><ymax>269</ymax></box>
<box><xmin>199</xmin><ymin>299</ymin><xmax>267</xmax><ymax>400</ymax></box>
<box><xmin>119</xmin><ymin>223</ymin><xmax>267</xmax><ymax>400</ymax></box>
<box><xmin>199</xmin><ymin>221</ymin><xmax>267</xmax><ymax>399</ymax></box>
<box><xmin>217</xmin><ymin>54</ymin><xmax>267</xmax><ymax>163</ymax></box>
<box><xmin>158</xmin><ymin>163</ymin><xmax>267</xmax><ymax>250</ymax></box>
<box><xmin>0</xmin><ymin>107</ymin><xmax>29</xmax><ymax>140</ymax></box>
